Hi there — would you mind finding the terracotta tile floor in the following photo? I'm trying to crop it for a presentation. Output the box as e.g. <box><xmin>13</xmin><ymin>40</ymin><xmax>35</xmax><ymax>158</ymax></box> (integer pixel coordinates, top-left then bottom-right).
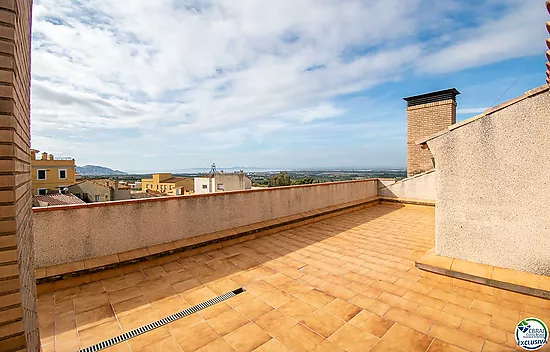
<box><xmin>37</xmin><ymin>204</ymin><xmax>550</xmax><ymax>352</ymax></box>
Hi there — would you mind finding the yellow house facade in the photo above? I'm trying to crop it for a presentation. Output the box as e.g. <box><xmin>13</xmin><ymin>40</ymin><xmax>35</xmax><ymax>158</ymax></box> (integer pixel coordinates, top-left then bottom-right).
<box><xmin>31</xmin><ymin>149</ymin><xmax>76</xmax><ymax>196</ymax></box>
<box><xmin>141</xmin><ymin>173</ymin><xmax>194</xmax><ymax>196</ymax></box>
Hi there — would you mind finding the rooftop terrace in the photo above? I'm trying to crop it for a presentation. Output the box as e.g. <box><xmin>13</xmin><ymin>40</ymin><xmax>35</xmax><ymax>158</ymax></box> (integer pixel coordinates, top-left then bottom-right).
<box><xmin>37</xmin><ymin>203</ymin><xmax>550</xmax><ymax>352</ymax></box>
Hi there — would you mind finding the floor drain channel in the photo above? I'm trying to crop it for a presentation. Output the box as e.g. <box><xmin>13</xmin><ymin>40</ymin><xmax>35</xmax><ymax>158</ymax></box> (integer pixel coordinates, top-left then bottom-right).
<box><xmin>79</xmin><ymin>287</ymin><xmax>245</xmax><ymax>352</ymax></box>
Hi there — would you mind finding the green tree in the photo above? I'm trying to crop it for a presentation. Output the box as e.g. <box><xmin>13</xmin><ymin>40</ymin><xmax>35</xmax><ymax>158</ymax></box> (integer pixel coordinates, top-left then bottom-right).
<box><xmin>268</xmin><ymin>172</ymin><xmax>291</xmax><ymax>187</ymax></box>
<box><xmin>291</xmin><ymin>177</ymin><xmax>315</xmax><ymax>185</ymax></box>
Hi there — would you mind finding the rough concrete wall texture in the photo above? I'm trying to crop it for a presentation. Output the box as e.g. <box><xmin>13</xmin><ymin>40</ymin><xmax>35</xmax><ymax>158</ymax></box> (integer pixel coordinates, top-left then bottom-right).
<box><xmin>0</xmin><ymin>0</ymin><xmax>38</xmax><ymax>350</ymax></box>
<box><xmin>33</xmin><ymin>180</ymin><xmax>378</xmax><ymax>267</ymax></box>
<box><xmin>428</xmin><ymin>89</ymin><xmax>550</xmax><ymax>275</ymax></box>
<box><xmin>407</xmin><ymin>100</ymin><xmax>456</xmax><ymax>176</ymax></box>
<box><xmin>377</xmin><ymin>170</ymin><xmax>436</xmax><ymax>201</ymax></box>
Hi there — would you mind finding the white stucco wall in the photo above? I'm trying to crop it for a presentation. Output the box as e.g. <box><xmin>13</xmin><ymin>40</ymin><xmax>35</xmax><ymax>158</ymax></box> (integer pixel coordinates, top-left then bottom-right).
<box><xmin>34</xmin><ymin>179</ymin><xmax>378</xmax><ymax>267</ymax></box>
<box><xmin>215</xmin><ymin>174</ymin><xmax>252</xmax><ymax>192</ymax></box>
<box><xmin>377</xmin><ymin>170</ymin><xmax>436</xmax><ymax>201</ymax></box>
<box><xmin>427</xmin><ymin>86</ymin><xmax>550</xmax><ymax>275</ymax></box>
<box><xmin>194</xmin><ymin>174</ymin><xmax>252</xmax><ymax>193</ymax></box>
<box><xmin>194</xmin><ymin>177</ymin><xmax>211</xmax><ymax>194</ymax></box>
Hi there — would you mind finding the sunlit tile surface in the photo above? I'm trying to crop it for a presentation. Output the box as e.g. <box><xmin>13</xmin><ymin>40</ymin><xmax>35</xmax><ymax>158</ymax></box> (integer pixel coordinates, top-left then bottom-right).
<box><xmin>38</xmin><ymin>204</ymin><xmax>550</xmax><ymax>351</ymax></box>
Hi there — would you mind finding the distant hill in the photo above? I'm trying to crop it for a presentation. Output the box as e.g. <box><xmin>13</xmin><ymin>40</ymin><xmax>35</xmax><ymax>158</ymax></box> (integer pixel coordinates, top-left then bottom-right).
<box><xmin>76</xmin><ymin>165</ymin><xmax>127</xmax><ymax>176</ymax></box>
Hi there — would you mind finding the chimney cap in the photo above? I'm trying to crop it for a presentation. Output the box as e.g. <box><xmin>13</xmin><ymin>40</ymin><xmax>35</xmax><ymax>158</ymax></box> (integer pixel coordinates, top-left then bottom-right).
<box><xmin>403</xmin><ymin>88</ymin><xmax>460</xmax><ymax>107</ymax></box>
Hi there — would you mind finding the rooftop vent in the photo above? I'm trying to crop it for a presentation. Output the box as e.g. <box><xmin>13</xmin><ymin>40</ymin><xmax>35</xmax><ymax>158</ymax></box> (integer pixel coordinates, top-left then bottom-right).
<box><xmin>403</xmin><ymin>88</ymin><xmax>460</xmax><ymax>107</ymax></box>
<box><xmin>78</xmin><ymin>288</ymin><xmax>245</xmax><ymax>352</ymax></box>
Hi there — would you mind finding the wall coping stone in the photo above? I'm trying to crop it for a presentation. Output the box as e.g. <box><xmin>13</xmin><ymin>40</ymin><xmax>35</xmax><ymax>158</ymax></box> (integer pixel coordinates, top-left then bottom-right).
<box><xmin>32</xmin><ymin>178</ymin><xmax>379</xmax><ymax>212</ymax></box>
<box><xmin>416</xmin><ymin>251</ymin><xmax>550</xmax><ymax>300</ymax></box>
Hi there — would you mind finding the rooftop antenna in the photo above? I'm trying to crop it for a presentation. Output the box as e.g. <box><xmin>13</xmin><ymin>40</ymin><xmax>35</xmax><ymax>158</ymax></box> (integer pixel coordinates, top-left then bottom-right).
<box><xmin>209</xmin><ymin>163</ymin><xmax>217</xmax><ymax>177</ymax></box>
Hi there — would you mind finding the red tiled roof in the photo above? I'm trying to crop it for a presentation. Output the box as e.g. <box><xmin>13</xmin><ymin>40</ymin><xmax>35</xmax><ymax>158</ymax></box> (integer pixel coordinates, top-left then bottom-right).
<box><xmin>145</xmin><ymin>189</ymin><xmax>164</xmax><ymax>197</ymax></box>
<box><xmin>35</xmin><ymin>193</ymin><xmax>86</xmax><ymax>206</ymax></box>
<box><xmin>69</xmin><ymin>179</ymin><xmax>111</xmax><ymax>189</ymax></box>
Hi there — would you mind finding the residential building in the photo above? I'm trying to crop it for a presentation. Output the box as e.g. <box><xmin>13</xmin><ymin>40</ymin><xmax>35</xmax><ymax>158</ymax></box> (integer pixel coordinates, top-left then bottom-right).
<box><xmin>30</xmin><ymin>149</ymin><xmax>76</xmax><ymax>195</ymax></box>
<box><xmin>67</xmin><ymin>180</ymin><xmax>110</xmax><ymax>202</ymax></box>
<box><xmin>33</xmin><ymin>193</ymin><xmax>85</xmax><ymax>207</ymax></box>
<box><xmin>94</xmin><ymin>179</ymin><xmax>132</xmax><ymax>200</ymax></box>
<box><xmin>194</xmin><ymin>172</ymin><xmax>252</xmax><ymax>194</ymax></box>
<box><xmin>67</xmin><ymin>179</ymin><xmax>131</xmax><ymax>202</ymax></box>
<box><xmin>141</xmin><ymin>173</ymin><xmax>194</xmax><ymax>195</ymax></box>
<box><xmin>131</xmin><ymin>191</ymin><xmax>160</xmax><ymax>199</ymax></box>
<box><xmin>127</xmin><ymin>181</ymin><xmax>142</xmax><ymax>190</ymax></box>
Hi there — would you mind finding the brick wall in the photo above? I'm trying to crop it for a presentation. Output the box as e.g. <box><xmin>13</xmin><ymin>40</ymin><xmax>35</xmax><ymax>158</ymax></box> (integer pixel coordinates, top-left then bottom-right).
<box><xmin>407</xmin><ymin>100</ymin><xmax>456</xmax><ymax>176</ymax></box>
<box><xmin>0</xmin><ymin>0</ymin><xmax>38</xmax><ymax>351</ymax></box>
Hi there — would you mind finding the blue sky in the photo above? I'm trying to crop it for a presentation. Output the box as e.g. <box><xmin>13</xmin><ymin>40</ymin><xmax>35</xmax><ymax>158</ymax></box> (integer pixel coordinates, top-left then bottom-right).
<box><xmin>30</xmin><ymin>0</ymin><xmax>548</xmax><ymax>173</ymax></box>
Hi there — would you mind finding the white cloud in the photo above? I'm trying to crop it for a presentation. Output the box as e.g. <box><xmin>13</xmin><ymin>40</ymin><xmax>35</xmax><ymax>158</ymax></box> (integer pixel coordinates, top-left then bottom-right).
<box><xmin>418</xmin><ymin>0</ymin><xmax>546</xmax><ymax>73</ymax></box>
<box><xmin>30</xmin><ymin>0</ymin><xmax>545</xmax><ymax>170</ymax></box>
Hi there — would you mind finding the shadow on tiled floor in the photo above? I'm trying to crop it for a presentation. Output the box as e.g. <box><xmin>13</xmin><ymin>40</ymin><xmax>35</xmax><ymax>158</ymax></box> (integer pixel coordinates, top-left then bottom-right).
<box><xmin>38</xmin><ymin>204</ymin><xmax>549</xmax><ymax>352</ymax></box>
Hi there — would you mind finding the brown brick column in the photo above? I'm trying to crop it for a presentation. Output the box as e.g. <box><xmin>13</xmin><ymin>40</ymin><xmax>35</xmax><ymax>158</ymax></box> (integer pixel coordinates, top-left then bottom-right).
<box><xmin>404</xmin><ymin>89</ymin><xmax>459</xmax><ymax>177</ymax></box>
<box><xmin>0</xmin><ymin>0</ymin><xmax>38</xmax><ymax>351</ymax></box>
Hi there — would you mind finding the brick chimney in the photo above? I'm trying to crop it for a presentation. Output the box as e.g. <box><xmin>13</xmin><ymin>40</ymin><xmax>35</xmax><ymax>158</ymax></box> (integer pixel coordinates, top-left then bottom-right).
<box><xmin>30</xmin><ymin>148</ymin><xmax>39</xmax><ymax>160</ymax></box>
<box><xmin>404</xmin><ymin>88</ymin><xmax>460</xmax><ymax>177</ymax></box>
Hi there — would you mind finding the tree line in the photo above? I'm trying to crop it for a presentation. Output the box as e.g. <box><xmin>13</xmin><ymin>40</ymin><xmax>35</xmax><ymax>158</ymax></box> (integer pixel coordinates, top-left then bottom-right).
<box><xmin>267</xmin><ymin>172</ymin><xmax>315</xmax><ymax>187</ymax></box>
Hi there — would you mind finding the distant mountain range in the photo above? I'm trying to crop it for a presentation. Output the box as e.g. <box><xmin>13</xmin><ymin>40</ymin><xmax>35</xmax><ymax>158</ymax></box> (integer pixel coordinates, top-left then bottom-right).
<box><xmin>76</xmin><ymin>165</ymin><xmax>127</xmax><ymax>176</ymax></box>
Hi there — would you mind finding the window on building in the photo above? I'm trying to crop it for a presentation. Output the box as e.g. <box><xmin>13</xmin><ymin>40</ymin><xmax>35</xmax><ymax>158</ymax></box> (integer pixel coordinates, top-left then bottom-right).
<box><xmin>105</xmin><ymin>195</ymin><xmax>108</xmax><ymax>199</ymax></box>
<box><xmin>58</xmin><ymin>169</ymin><xmax>67</xmax><ymax>179</ymax></box>
<box><xmin>37</xmin><ymin>169</ymin><xmax>47</xmax><ymax>180</ymax></box>
<box><xmin>202</xmin><ymin>185</ymin><xmax>208</xmax><ymax>189</ymax></box>
<box><xmin>95</xmin><ymin>195</ymin><xmax>100</xmax><ymax>202</ymax></box>
<box><xmin>217</xmin><ymin>183</ymin><xmax>224</xmax><ymax>191</ymax></box>
<box><xmin>38</xmin><ymin>188</ymin><xmax>47</xmax><ymax>196</ymax></box>
<box><xmin>170</xmin><ymin>185</ymin><xmax>173</xmax><ymax>190</ymax></box>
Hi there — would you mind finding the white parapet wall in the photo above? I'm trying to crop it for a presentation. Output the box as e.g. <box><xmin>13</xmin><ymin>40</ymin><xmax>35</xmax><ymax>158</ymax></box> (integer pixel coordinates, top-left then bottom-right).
<box><xmin>377</xmin><ymin>170</ymin><xmax>436</xmax><ymax>201</ymax></box>
<box><xmin>425</xmin><ymin>85</ymin><xmax>550</xmax><ymax>275</ymax></box>
<box><xmin>33</xmin><ymin>179</ymin><xmax>378</xmax><ymax>267</ymax></box>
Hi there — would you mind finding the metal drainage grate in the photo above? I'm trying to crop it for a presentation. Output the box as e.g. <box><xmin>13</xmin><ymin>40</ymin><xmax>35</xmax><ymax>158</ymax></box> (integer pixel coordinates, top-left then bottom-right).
<box><xmin>79</xmin><ymin>287</ymin><xmax>245</xmax><ymax>352</ymax></box>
